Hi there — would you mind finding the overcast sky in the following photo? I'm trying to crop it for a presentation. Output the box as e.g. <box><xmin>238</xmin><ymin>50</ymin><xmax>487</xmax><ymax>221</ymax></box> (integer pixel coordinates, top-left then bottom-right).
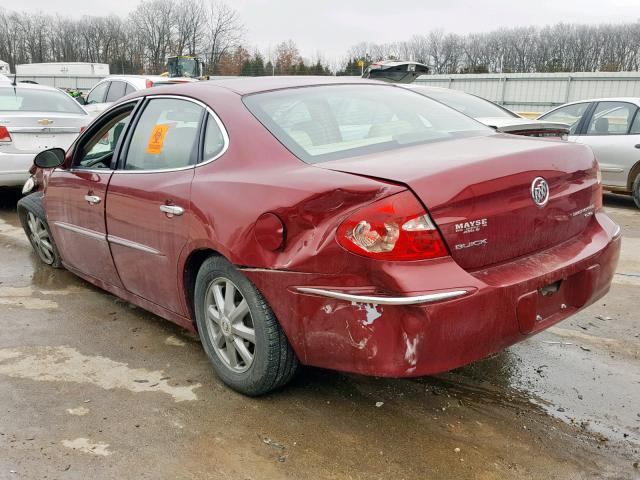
<box><xmin>10</xmin><ymin>0</ymin><xmax>640</xmax><ymax>61</ymax></box>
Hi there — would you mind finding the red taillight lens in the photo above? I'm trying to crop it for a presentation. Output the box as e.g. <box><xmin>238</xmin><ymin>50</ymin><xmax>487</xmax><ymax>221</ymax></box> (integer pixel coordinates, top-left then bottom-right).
<box><xmin>0</xmin><ymin>125</ymin><xmax>12</xmax><ymax>142</ymax></box>
<box><xmin>145</xmin><ymin>79</ymin><xmax>154</xmax><ymax>88</ymax></box>
<box><xmin>336</xmin><ymin>190</ymin><xmax>449</xmax><ymax>261</ymax></box>
<box><xmin>594</xmin><ymin>164</ymin><xmax>603</xmax><ymax>210</ymax></box>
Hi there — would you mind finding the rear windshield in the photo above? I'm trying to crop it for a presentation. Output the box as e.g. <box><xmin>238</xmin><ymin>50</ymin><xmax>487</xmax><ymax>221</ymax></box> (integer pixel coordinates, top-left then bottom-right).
<box><xmin>243</xmin><ymin>85</ymin><xmax>490</xmax><ymax>164</ymax></box>
<box><xmin>0</xmin><ymin>87</ymin><xmax>86</xmax><ymax>114</ymax></box>
<box><xmin>414</xmin><ymin>88</ymin><xmax>518</xmax><ymax>119</ymax></box>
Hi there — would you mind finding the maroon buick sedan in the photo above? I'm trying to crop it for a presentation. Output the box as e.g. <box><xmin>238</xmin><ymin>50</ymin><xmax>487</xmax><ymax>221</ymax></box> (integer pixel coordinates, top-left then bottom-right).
<box><xmin>18</xmin><ymin>77</ymin><xmax>621</xmax><ymax>396</ymax></box>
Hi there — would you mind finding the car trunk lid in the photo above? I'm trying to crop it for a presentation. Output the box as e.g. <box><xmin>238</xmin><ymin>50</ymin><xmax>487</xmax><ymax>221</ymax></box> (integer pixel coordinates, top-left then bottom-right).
<box><xmin>316</xmin><ymin>134</ymin><xmax>599</xmax><ymax>270</ymax></box>
<box><xmin>0</xmin><ymin>112</ymin><xmax>88</xmax><ymax>153</ymax></box>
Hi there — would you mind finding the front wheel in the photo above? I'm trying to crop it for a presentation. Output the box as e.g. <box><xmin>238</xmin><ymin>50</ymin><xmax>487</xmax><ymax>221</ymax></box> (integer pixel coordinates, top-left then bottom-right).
<box><xmin>17</xmin><ymin>193</ymin><xmax>62</xmax><ymax>268</ymax></box>
<box><xmin>194</xmin><ymin>256</ymin><xmax>299</xmax><ymax>396</ymax></box>
<box><xmin>632</xmin><ymin>174</ymin><xmax>640</xmax><ymax>209</ymax></box>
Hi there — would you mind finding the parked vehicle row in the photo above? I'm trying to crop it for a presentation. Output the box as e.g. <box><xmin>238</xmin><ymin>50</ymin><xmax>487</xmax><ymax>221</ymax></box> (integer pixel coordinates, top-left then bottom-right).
<box><xmin>539</xmin><ymin>99</ymin><xmax>640</xmax><ymax>207</ymax></box>
<box><xmin>17</xmin><ymin>77</ymin><xmax>621</xmax><ymax>395</ymax></box>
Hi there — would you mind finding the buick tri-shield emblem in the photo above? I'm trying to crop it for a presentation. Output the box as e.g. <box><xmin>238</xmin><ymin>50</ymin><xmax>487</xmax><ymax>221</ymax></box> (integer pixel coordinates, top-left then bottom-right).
<box><xmin>531</xmin><ymin>177</ymin><xmax>549</xmax><ymax>207</ymax></box>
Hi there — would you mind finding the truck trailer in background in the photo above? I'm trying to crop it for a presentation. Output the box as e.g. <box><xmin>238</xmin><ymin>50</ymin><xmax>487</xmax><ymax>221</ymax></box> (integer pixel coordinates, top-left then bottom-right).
<box><xmin>15</xmin><ymin>62</ymin><xmax>109</xmax><ymax>76</ymax></box>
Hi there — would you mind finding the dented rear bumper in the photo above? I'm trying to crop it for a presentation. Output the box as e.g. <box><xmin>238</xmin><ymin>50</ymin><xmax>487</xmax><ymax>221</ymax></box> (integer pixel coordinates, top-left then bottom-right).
<box><xmin>242</xmin><ymin>212</ymin><xmax>621</xmax><ymax>378</ymax></box>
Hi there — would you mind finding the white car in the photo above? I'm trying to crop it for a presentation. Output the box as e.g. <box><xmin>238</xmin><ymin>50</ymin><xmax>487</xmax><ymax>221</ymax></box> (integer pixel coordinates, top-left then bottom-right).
<box><xmin>0</xmin><ymin>79</ymin><xmax>89</xmax><ymax>187</ymax></box>
<box><xmin>84</xmin><ymin>75</ymin><xmax>195</xmax><ymax>116</ymax></box>
<box><xmin>404</xmin><ymin>85</ymin><xmax>570</xmax><ymax>138</ymax></box>
<box><xmin>539</xmin><ymin>98</ymin><xmax>640</xmax><ymax>207</ymax></box>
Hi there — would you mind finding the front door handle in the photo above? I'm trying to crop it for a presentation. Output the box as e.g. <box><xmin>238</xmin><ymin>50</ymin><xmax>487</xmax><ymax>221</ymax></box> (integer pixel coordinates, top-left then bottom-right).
<box><xmin>634</xmin><ymin>144</ymin><xmax>640</xmax><ymax>149</ymax></box>
<box><xmin>160</xmin><ymin>204</ymin><xmax>184</xmax><ymax>217</ymax></box>
<box><xmin>84</xmin><ymin>195</ymin><xmax>101</xmax><ymax>205</ymax></box>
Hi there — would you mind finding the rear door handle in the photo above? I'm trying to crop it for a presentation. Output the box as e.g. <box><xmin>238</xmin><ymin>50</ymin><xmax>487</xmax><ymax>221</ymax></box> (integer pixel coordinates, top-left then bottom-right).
<box><xmin>160</xmin><ymin>204</ymin><xmax>184</xmax><ymax>217</ymax></box>
<box><xmin>84</xmin><ymin>195</ymin><xmax>101</xmax><ymax>205</ymax></box>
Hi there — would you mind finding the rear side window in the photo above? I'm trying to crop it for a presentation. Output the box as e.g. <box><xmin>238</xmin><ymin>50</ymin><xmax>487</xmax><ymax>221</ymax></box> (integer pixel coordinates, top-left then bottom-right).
<box><xmin>125</xmin><ymin>83</ymin><xmax>136</xmax><ymax>95</ymax></box>
<box><xmin>539</xmin><ymin>103</ymin><xmax>590</xmax><ymax>134</ymax></box>
<box><xmin>202</xmin><ymin>114</ymin><xmax>226</xmax><ymax>161</ymax></box>
<box><xmin>124</xmin><ymin>98</ymin><xmax>203</xmax><ymax>171</ymax></box>
<box><xmin>87</xmin><ymin>82</ymin><xmax>109</xmax><ymax>105</ymax></box>
<box><xmin>586</xmin><ymin>101</ymin><xmax>637</xmax><ymax>135</ymax></box>
<box><xmin>106</xmin><ymin>81</ymin><xmax>127</xmax><ymax>102</ymax></box>
<box><xmin>243</xmin><ymin>85</ymin><xmax>488</xmax><ymax>164</ymax></box>
<box><xmin>0</xmin><ymin>87</ymin><xmax>86</xmax><ymax>114</ymax></box>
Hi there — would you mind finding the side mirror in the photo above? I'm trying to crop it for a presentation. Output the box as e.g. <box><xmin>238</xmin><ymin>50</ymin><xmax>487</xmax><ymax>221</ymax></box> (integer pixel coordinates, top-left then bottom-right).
<box><xmin>34</xmin><ymin>148</ymin><xmax>65</xmax><ymax>169</ymax></box>
<box><xmin>75</xmin><ymin>96</ymin><xmax>86</xmax><ymax>105</ymax></box>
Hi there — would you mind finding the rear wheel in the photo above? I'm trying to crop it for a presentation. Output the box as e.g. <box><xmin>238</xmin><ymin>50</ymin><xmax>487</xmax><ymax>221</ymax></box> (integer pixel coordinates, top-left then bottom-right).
<box><xmin>194</xmin><ymin>256</ymin><xmax>299</xmax><ymax>396</ymax></box>
<box><xmin>633</xmin><ymin>174</ymin><xmax>640</xmax><ymax>209</ymax></box>
<box><xmin>17</xmin><ymin>193</ymin><xmax>62</xmax><ymax>268</ymax></box>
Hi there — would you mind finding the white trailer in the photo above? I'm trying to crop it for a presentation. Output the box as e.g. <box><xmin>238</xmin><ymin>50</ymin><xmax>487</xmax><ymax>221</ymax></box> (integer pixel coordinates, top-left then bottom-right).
<box><xmin>15</xmin><ymin>62</ymin><xmax>109</xmax><ymax>76</ymax></box>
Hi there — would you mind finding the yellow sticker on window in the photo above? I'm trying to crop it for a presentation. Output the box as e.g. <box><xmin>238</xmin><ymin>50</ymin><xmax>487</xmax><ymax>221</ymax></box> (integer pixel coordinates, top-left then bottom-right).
<box><xmin>146</xmin><ymin>124</ymin><xmax>170</xmax><ymax>155</ymax></box>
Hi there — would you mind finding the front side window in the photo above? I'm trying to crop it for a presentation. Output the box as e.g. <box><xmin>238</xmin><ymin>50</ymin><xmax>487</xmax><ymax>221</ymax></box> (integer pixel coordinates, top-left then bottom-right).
<box><xmin>539</xmin><ymin>102</ymin><xmax>590</xmax><ymax>134</ymax></box>
<box><xmin>124</xmin><ymin>98</ymin><xmax>203</xmax><ymax>171</ymax></box>
<box><xmin>106</xmin><ymin>81</ymin><xmax>127</xmax><ymax>102</ymax></box>
<box><xmin>586</xmin><ymin>101</ymin><xmax>637</xmax><ymax>135</ymax></box>
<box><xmin>86</xmin><ymin>82</ymin><xmax>110</xmax><ymax>105</ymax></box>
<box><xmin>243</xmin><ymin>85</ymin><xmax>489</xmax><ymax>164</ymax></box>
<box><xmin>74</xmin><ymin>107</ymin><xmax>133</xmax><ymax>169</ymax></box>
<box><xmin>0</xmin><ymin>86</ymin><xmax>86</xmax><ymax>114</ymax></box>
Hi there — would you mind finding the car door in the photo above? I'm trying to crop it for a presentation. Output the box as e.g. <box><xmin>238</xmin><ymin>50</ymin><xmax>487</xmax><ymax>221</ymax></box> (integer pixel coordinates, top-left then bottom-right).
<box><xmin>105</xmin><ymin>96</ymin><xmax>205</xmax><ymax>315</ymax></box>
<box><xmin>45</xmin><ymin>101</ymin><xmax>138</xmax><ymax>286</ymax></box>
<box><xmin>572</xmin><ymin>101</ymin><xmax>640</xmax><ymax>190</ymax></box>
<box><xmin>84</xmin><ymin>81</ymin><xmax>111</xmax><ymax>116</ymax></box>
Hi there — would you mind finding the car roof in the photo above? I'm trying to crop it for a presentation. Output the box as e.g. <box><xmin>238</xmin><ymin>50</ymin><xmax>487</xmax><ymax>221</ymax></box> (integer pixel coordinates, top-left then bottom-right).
<box><xmin>552</xmin><ymin>97</ymin><xmax>640</xmax><ymax>108</ymax></box>
<box><xmin>201</xmin><ymin>75</ymin><xmax>388</xmax><ymax>95</ymax></box>
<box><xmin>0</xmin><ymin>81</ymin><xmax>69</xmax><ymax>93</ymax></box>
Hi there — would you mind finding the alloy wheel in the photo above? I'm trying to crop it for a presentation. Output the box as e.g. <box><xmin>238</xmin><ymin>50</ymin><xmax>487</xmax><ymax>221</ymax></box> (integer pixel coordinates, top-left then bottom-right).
<box><xmin>204</xmin><ymin>277</ymin><xmax>256</xmax><ymax>373</ymax></box>
<box><xmin>27</xmin><ymin>212</ymin><xmax>54</xmax><ymax>264</ymax></box>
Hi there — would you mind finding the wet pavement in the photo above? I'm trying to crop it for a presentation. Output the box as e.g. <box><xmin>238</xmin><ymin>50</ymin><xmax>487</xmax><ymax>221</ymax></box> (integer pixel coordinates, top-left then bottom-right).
<box><xmin>0</xmin><ymin>186</ymin><xmax>638</xmax><ymax>479</ymax></box>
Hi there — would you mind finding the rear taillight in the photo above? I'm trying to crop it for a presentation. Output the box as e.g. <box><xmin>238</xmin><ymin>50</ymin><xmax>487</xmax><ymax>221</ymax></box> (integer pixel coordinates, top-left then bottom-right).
<box><xmin>336</xmin><ymin>190</ymin><xmax>449</xmax><ymax>261</ymax></box>
<box><xmin>595</xmin><ymin>164</ymin><xmax>603</xmax><ymax>210</ymax></box>
<box><xmin>0</xmin><ymin>126</ymin><xmax>11</xmax><ymax>143</ymax></box>
<box><xmin>145</xmin><ymin>79</ymin><xmax>154</xmax><ymax>88</ymax></box>
<box><xmin>80</xmin><ymin>126</ymin><xmax>87</xmax><ymax>133</ymax></box>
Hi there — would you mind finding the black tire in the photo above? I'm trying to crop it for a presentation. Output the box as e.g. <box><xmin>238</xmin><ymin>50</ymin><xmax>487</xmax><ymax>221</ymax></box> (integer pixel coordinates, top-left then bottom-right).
<box><xmin>633</xmin><ymin>174</ymin><xmax>640</xmax><ymax>209</ymax></box>
<box><xmin>17</xmin><ymin>192</ymin><xmax>63</xmax><ymax>268</ymax></box>
<box><xmin>194</xmin><ymin>255</ymin><xmax>299</xmax><ymax>396</ymax></box>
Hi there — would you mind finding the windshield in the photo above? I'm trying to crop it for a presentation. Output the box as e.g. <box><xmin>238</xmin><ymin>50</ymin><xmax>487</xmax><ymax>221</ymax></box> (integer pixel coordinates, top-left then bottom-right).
<box><xmin>412</xmin><ymin>87</ymin><xmax>518</xmax><ymax>119</ymax></box>
<box><xmin>0</xmin><ymin>86</ymin><xmax>86</xmax><ymax>114</ymax></box>
<box><xmin>243</xmin><ymin>85</ymin><xmax>490</xmax><ymax>164</ymax></box>
<box><xmin>168</xmin><ymin>57</ymin><xmax>200</xmax><ymax>78</ymax></box>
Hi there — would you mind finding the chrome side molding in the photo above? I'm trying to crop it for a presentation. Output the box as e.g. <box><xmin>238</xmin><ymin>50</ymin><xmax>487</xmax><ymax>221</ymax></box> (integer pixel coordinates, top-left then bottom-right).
<box><xmin>295</xmin><ymin>287</ymin><xmax>468</xmax><ymax>305</ymax></box>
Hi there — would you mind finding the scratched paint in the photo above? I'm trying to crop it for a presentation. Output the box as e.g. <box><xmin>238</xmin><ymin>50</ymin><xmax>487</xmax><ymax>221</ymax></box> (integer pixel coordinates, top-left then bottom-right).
<box><xmin>351</xmin><ymin>302</ymin><xmax>383</xmax><ymax>325</ymax></box>
<box><xmin>0</xmin><ymin>346</ymin><xmax>200</xmax><ymax>402</ymax></box>
<box><xmin>62</xmin><ymin>438</ymin><xmax>112</xmax><ymax>456</ymax></box>
<box><xmin>403</xmin><ymin>332</ymin><xmax>421</xmax><ymax>372</ymax></box>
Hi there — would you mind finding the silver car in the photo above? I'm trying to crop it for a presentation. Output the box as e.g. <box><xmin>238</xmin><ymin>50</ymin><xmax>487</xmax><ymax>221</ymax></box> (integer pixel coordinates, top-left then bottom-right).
<box><xmin>83</xmin><ymin>75</ymin><xmax>196</xmax><ymax>117</ymax></box>
<box><xmin>0</xmin><ymin>78</ymin><xmax>89</xmax><ymax>187</ymax></box>
<box><xmin>539</xmin><ymin>98</ymin><xmax>640</xmax><ymax>208</ymax></box>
